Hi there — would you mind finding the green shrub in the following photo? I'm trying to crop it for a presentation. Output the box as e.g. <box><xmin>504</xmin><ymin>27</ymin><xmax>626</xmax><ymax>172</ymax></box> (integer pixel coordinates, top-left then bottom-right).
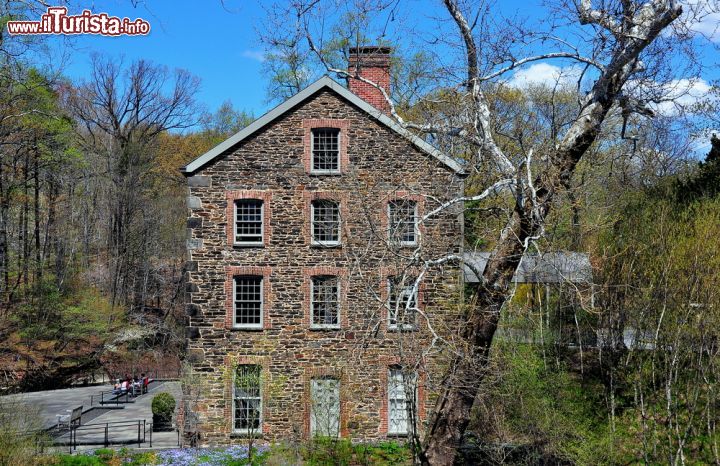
<box><xmin>151</xmin><ymin>392</ymin><xmax>176</xmax><ymax>418</ymax></box>
<box><xmin>472</xmin><ymin>344</ymin><xmax>612</xmax><ymax>465</ymax></box>
<box><xmin>303</xmin><ymin>438</ymin><xmax>411</xmax><ymax>465</ymax></box>
<box><xmin>371</xmin><ymin>441</ymin><xmax>411</xmax><ymax>463</ymax></box>
<box><xmin>53</xmin><ymin>454</ymin><xmax>104</xmax><ymax>465</ymax></box>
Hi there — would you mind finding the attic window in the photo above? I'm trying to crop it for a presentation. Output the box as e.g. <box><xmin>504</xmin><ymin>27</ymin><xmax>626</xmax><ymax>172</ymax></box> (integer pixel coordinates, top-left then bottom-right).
<box><xmin>311</xmin><ymin>128</ymin><xmax>340</xmax><ymax>174</ymax></box>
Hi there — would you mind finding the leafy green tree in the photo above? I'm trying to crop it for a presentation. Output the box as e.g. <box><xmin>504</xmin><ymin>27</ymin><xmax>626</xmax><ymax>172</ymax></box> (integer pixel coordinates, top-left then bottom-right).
<box><xmin>200</xmin><ymin>101</ymin><xmax>254</xmax><ymax>145</ymax></box>
<box><xmin>674</xmin><ymin>134</ymin><xmax>720</xmax><ymax>202</ymax></box>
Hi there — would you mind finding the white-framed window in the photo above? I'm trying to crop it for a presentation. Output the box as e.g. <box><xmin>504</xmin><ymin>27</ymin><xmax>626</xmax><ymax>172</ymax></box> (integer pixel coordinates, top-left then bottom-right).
<box><xmin>387</xmin><ymin>277</ymin><xmax>418</xmax><ymax>330</ymax></box>
<box><xmin>311</xmin><ymin>200</ymin><xmax>341</xmax><ymax>246</ymax></box>
<box><xmin>310</xmin><ymin>128</ymin><xmax>341</xmax><ymax>174</ymax></box>
<box><xmin>388</xmin><ymin>200</ymin><xmax>418</xmax><ymax>246</ymax></box>
<box><xmin>234</xmin><ymin>199</ymin><xmax>264</xmax><ymax>245</ymax></box>
<box><xmin>310</xmin><ymin>377</ymin><xmax>340</xmax><ymax>437</ymax></box>
<box><xmin>233</xmin><ymin>364</ymin><xmax>262</xmax><ymax>434</ymax></box>
<box><xmin>234</xmin><ymin>276</ymin><xmax>263</xmax><ymax>329</ymax></box>
<box><xmin>388</xmin><ymin>368</ymin><xmax>416</xmax><ymax>436</ymax></box>
<box><xmin>311</xmin><ymin>276</ymin><xmax>340</xmax><ymax>328</ymax></box>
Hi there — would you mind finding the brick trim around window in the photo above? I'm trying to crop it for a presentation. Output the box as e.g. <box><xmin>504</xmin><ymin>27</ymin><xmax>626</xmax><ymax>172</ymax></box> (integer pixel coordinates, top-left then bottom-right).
<box><xmin>225</xmin><ymin>266</ymin><xmax>272</xmax><ymax>330</ymax></box>
<box><xmin>302</xmin><ymin>191</ymin><xmax>350</xmax><ymax>246</ymax></box>
<box><xmin>302</xmin><ymin>365</ymin><xmax>348</xmax><ymax>438</ymax></box>
<box><xmin>382</xmin><ymin>191</ymin><xmax>425</xmax><ymax>247</ymax></box>
<box><xmin>302</xmin><ymin>266</ymin><xmax>348</xmax><ymax>329</ymax></box>
<box><xmin>226</xmin><ymin>190</ymin><xmax>272</xmax><ymax>247</ymax></box>
<box><xmin>302</xmin><ymin>119</ymin><xmax>350</xmax><ymax>174</ymax></box>
<box><xmin>378</xmin><ymin>357</ymin><xmax>427</xmax><ymax>436</ymax></box>
<box><xmin>379</xmin><ymin>267</ymin><xmax>425</xmax><ymax>332</ymax></box>
<box><xmin>224</xmin><ymin>354</ymin><xmax>271</xmax><ymax>436</ymax></box>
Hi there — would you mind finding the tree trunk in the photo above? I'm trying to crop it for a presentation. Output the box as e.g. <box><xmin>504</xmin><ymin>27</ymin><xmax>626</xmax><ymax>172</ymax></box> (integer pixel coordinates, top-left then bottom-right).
<box><xmin>0</xmin><ymin>174</ymin><xmax>8</xmax><ymax>300</ymax></box>
<box><xmin>421</xmin><ymin>4</ymin><xmax>681</xmax><ymax>462</ymax></box>
<box><xmin>422</xmin><ymin>213</ymin><xmax>528</xmax><ymax>465</ymax></box>
<box><xmin>21</xmin><ymin>151</ymin><xmax>29</xmax><ymax>289</ymax></box>
<box><xmin>33</xmin><ymin>150</ymin><xmax>41</xmax><ymax>284</ymax></box>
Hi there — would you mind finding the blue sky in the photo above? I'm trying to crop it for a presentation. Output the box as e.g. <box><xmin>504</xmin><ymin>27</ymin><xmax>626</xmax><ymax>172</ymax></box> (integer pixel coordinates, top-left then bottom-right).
<box><xmin>39</xmin><ymin>0</ymin><xmax>718</xmax><ymax>127</ymax></box>
<box><xmin>43</xmin><ymin>0</ymin><xmax>547</xmax><ymax>118</ymax></box>
<box><xmin>47</xmin><ymin>1</ymin><xmax>270</xmax><ymax>117</ymax></box>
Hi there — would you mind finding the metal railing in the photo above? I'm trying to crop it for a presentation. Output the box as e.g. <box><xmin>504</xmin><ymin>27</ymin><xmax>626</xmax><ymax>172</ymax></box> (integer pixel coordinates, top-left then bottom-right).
<box><xmin>90</xmin><ymin>382</ymin><xmax>157</xmax><ymax>406</ymax></box>
<box><xmin>72</xmin><ymin>368</ymin><xmax>181</xmax><ymax>389</ymax></box>
<box><xmin>64</xmin><ymin>419</ymin><xmax>163</xmax><ymax>452</ymax></box>
<box><xmin>64</xmin><ymin>420</ymin><xmax>180</xmax><ymax>451</ymax></box>
<box><xmin>106</xmin><ymin>368</ymin><xmax>182</xmax><ymax>381</ymax></box>
<box><xmin>90</xmin><ymin>389</ymin><xmax>135</xmax><ymax>406</ymax></box>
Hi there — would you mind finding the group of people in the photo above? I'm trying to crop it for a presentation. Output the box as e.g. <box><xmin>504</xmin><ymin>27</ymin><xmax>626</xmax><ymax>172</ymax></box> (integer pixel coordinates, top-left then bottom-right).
<box><xmin>112</xmin><ymin>373</ymin><xmax>150</xmax><ymax>396</ymax></box>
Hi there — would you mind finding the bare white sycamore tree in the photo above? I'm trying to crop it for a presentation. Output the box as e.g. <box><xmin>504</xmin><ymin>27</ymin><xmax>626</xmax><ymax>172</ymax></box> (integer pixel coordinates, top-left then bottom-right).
<box><xmin>261</xmin><ymin>0</ymin><xmax>718</xmax><ymax>464</ymax></box>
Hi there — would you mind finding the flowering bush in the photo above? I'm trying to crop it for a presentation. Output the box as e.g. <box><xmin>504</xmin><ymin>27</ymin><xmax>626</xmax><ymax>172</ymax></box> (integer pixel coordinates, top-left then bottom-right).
<box><xmin>50</xmin><ymin>445</ymin><xmax>269</xmax><ymax>465</ymax></box>
<box><xmin>48</xmin><ymin>441</ymin><xmax>409</xmax><ymax>465</ymax></box>
<box><xmin>155</xmin><ymin>445</ymin><xmax>269</xmax><ymax>465</ymax></box>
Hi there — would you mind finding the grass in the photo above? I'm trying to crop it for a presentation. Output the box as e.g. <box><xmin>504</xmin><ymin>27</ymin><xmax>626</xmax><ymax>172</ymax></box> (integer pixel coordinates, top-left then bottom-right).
<box><xmin>38</xmin><ymin>441</ymin><xmax>411</xmax><ymax>466</ymax></box>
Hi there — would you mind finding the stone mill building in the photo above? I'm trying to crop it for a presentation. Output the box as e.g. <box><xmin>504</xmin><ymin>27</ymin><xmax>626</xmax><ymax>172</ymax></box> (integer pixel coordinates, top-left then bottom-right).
<box><xmin>181</xmin><ymin>46</ymin><xmax>466</xmax><ymax>444</ymax></box>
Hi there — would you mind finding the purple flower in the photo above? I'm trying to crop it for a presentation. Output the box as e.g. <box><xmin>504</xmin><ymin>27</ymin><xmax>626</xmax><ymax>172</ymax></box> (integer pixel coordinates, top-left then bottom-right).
<box><xmin>155</xmin><ymin>445</ymin><xmax>264</xmax><ymax>465</ymax></box>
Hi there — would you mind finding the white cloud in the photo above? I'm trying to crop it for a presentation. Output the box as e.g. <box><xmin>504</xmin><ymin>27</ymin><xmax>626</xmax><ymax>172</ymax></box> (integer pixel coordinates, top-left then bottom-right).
<box><xmin>689</xmin><ymin>12</ymin><xmax>720</xmax><ymax>41</ymax></box>
<box><xmin>623</xmin><ymin>76</ymin><xmax>714</xmax><ymax>117</ymax></box>
<box><xmin>651</xmin><ymin>78</ymin><xmax>712</xmax><ymax>116</ymax></box>
<box><xmin>681</xmin><ymin>0</ymin><xmax>720</xmax><ymax>42</ymax></box>
<box><xmin>505</xmin><ymin>63</ymin><xmax>584</xmax><ymax>89</ymax></box>
<box><xmin>241</xmin><ymin>50</ymin><xmax>265</xmax><ymax>62</ymax></box>
<box><xmin>503</xmin><ymin>63</ymin><xmax>715</xmax><ymax>118</ymax></box>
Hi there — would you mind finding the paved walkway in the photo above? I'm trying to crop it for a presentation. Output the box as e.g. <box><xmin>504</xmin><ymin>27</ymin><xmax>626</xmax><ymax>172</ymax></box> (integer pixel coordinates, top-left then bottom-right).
<box><xmin>53</xmin><ymin>381</ymin><xmax>182</xmax><ymax>451</ymax></box>
<box><xmin>0</xmin><ymin>384</ymin><xmax>114</xmax><ymax>430</ymax></box>
<box><xmin>1</xmin><ymin>381</ymin><xmax>182</xmax><ymax>451</ymax></box>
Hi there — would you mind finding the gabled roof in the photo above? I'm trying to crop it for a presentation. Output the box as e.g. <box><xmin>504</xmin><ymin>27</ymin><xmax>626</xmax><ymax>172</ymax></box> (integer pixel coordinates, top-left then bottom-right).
<box><xmin>181</xmin><ymin>76</ymin><xmax>466</xmax><ymax>176</ymax></box>
<box><xmin>463</xmin><ymin>251</ymin><xmax>593</xmax><ymax>284</ymax></box>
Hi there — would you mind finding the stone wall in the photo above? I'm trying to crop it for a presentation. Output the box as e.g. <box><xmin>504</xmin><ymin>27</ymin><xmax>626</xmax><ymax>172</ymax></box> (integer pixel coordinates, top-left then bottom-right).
<box><xmin>184</xmin><ymin>88</ymin><xmax>464</xmax><ymax>445</ymax></box>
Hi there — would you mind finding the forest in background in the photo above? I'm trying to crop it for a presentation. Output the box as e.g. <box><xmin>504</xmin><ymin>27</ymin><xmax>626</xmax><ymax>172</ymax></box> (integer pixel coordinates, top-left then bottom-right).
<box><xmin>0</xmin><ymin>50</ymin><xmax>253</xmax><ymax>390</ymax></box>
<box><xmin>465</xmin><ymin>134</ymin><xmax>720</xmax><ymax>464</ymax></box>
<box><xmin>2</xmin><ymin>0</ymin><xmax>720</xmax><ymax>463</ymax></box>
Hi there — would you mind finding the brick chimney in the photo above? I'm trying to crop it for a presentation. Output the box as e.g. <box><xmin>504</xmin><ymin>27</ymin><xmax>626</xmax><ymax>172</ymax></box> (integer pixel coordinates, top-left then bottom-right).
<box><xmin>348</xmin><ymin>46</ymin><xmax>391</xmax><ymax>113</ymax></box>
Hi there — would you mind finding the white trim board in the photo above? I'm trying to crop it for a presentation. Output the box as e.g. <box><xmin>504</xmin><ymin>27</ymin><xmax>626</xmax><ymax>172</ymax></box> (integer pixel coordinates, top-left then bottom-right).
<box><xmin>180</xmin><ymin>76</ymin><xmax>466</xmax><ymax>176</ymax></box>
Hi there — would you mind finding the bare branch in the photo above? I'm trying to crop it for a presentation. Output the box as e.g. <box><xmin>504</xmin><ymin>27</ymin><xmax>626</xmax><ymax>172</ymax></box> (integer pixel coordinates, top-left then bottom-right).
<box><xmin>480</xmin><ymin>52</ymin><xmax>605</xmax><ymax>82</ymax></box>
<box><xmin>420</xmin><ymin>178</ymin><xmax>515</xmax><ymax>224</ymax></box>
<box><xmin>443</xmin><ymin>0</ymin><xmax>516</xmax><ymax>176</ymax></box>
<box><xmin>577</xmin><ymin>0</ymin><xmax>623</xmax><ymax>36</ymax></box>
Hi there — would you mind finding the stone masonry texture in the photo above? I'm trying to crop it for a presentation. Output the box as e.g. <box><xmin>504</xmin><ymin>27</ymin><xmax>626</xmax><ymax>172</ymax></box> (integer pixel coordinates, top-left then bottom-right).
<box><xmin>184</xmin><ymin>87</ymin><xmax>464</xmax><ymax>445</ymax></box>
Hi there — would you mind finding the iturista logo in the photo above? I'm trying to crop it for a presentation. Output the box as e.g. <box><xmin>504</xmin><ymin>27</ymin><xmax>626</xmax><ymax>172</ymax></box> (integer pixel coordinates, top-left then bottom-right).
<box><xmin>6</xmin><ymin>7</ymin><xmax>151</xmax><ymax>36</ymax></box>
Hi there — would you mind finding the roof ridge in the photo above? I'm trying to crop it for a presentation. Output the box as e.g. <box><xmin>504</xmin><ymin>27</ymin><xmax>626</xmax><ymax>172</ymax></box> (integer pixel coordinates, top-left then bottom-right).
<box><xmin>181</xmin><ymin>76</ymin><xmax>466</xmax><ymax>176</ymax></box>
